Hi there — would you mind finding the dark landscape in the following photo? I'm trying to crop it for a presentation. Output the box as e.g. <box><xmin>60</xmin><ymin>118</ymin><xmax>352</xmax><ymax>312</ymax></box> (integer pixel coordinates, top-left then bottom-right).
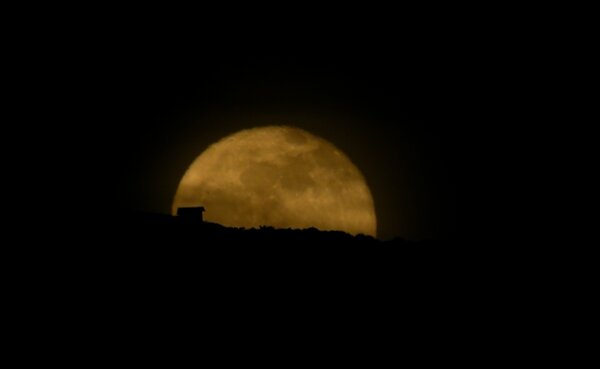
<box><xmin>62</xmin><ymin>211</ymin><xmax>489</xmax><ymax>292</ymax></box>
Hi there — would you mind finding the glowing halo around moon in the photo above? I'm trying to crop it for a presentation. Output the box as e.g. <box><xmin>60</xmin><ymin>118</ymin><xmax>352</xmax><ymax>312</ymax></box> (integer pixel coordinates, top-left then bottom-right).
<box><xmin>172</xmin><ymin>126</ymin><xmax>377</xmax><ymax>237</ymax></box>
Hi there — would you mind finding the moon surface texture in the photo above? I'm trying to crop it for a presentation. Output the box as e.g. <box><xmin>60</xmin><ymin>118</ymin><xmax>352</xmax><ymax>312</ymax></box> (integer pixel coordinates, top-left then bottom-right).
<box><xmin>172</xmin><ymin>126</ymin><xmax>376</xmax><ymax>237</ymax></box>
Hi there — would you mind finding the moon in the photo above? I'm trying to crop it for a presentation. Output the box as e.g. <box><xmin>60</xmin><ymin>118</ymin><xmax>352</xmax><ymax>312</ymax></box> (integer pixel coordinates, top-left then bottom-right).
<box><xmin>172</xmin><ymin>126</ymin><xmax>376</xmax><ymax>237</ymax></box>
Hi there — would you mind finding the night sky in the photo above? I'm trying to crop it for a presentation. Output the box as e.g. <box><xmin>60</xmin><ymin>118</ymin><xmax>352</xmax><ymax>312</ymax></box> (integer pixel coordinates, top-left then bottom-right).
<box><xmin>73</xmin><ymin>31</ymin><xmax>476</xmax><ymax>241</ymax></box>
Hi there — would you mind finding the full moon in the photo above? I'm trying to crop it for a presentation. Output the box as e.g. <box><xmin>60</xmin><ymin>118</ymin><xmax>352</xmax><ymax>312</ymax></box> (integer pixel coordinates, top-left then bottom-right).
<box><xmin>172</xmin><ymin>126</ymin><xmax>376</xmax><ymax>237</ymax></box>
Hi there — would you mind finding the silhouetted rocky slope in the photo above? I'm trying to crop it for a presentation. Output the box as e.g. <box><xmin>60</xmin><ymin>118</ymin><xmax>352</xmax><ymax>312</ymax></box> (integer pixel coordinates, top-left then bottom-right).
<box><xmin>85</xmin><ymin>212</ymin><xmax>477</xmax><ymax>282</ymax></box>
<box><xmin>107</xmin><ymin>211</ymin><xmax>454</xmax><ymax>254</ymax></box>
<box><xmin>24</xmin><ymin>211</ymin><xmax>512</xmax><ymax>346</ymax></box>
<box><xmin>56</xmin><ymin>213</ymin><xmax>475</xmax><ymax>310</ymax></box>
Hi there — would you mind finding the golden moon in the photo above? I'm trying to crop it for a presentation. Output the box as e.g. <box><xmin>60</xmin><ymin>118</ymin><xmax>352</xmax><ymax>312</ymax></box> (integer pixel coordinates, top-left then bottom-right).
<box><xmin>172</xmin><ymin>126</ymin><xmax>376</xmax><ymax>236</ymax></box>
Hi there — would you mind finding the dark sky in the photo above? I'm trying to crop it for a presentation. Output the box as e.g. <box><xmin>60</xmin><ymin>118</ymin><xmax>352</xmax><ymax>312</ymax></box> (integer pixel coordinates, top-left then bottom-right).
<box><xmin>68</xmin><ymin>30</ymin><xmax>480</xmax><ymax>241</ymax></box>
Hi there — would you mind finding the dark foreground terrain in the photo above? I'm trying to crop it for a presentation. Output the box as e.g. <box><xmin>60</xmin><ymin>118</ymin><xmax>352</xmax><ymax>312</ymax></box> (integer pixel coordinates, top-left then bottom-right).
<box><xmin>48</xmin><ymin>212</ymin><xmax>498</xmax><ymax>294</ymax></box>
<box><xmin>14</xmin><ymin>212</ymin><xmax>530</xmax><ymax>360</ymax></box>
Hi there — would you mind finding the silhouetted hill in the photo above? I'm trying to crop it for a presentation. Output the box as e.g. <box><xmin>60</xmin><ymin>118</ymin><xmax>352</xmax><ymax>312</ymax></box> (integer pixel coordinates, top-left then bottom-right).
<box><xmin>19</xmin><ymin>211</ymin><xmax>519</xmax><ymax>356</ymax></box>
<box><xmin>79</xmin><ymin>212</ymin><xmax>482</xmax><ymax>287</ymax></box>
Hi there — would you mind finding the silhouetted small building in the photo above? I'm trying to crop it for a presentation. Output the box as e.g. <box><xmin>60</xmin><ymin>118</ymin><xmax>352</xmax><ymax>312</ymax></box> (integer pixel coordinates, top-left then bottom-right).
<box><xmin>177</xmin><ymin>206</ymin><xmax>205</xmax><ymax>222</ymax></box>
